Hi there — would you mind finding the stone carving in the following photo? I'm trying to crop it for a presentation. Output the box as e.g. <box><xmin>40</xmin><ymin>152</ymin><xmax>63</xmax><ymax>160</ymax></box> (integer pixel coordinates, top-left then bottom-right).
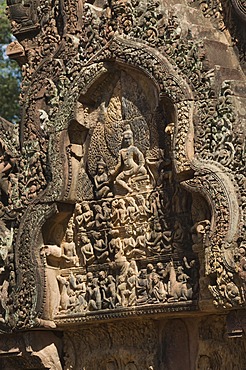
<box><xmin>0</xmin><ymin>0</ymin><xmax>244</xmax><ymax>336</ymax></box>
<box><xmin>64</xmin><ymin>320</ymin><xmax>157</xmax><ymax>369</ymax></box>
<box><xmin>110</xmin><ymin>124</ymin><xmax>148</xmax><ymax>194</ymax></box>
<box><xmin>46</xmin><ymin>254</ymin><xmax>198</xmax><ymax>318</ymax></box>
<box><xmin>6</xmin><ymin>0</ymin><xmax>39</xmax><ymax>35</ymax></box>
<box><xmin>60</xmin><ymin>229</ymin><xmax>79</xmax><ymax>268</ymax></box>
<box><xmin>37</xmin><ymin>65</ymin><xmax>201</xmax><ymax>321</ymax></box>
<box><xmin>94</xmin><ymin>158</ymin><xmax>113</xmax><ymax>199</ymax></box>
<box><xmin>231</xmin><ymin>0</ymin><xmax>246</xmax><ymax>20</ymax></box>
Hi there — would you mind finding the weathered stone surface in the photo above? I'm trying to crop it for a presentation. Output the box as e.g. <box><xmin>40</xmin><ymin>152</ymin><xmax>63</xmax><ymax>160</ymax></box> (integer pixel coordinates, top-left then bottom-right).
<box><xmin>0</xmin><ymin>0</ymin><xmax>244</xmax><ymax>368</ymax></box>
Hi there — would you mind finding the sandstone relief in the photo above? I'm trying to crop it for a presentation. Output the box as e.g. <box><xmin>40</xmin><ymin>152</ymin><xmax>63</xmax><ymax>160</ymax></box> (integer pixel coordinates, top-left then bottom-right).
<box><xmin>0</xmin><ymin>0</ymin><xmax>243</xmax><ymax>346</ymax></box>
<box><xmin>39</xmin><ymin>70</ymin><xmax>201</xmax><ymax>322</ymax></box>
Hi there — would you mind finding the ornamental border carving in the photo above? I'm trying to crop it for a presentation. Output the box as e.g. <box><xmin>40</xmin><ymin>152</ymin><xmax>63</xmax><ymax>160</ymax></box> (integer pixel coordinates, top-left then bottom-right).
<box><xmin>231</xmin><ymin>0</ymin><xmax>246</xmax><ymax>21</ymax></box>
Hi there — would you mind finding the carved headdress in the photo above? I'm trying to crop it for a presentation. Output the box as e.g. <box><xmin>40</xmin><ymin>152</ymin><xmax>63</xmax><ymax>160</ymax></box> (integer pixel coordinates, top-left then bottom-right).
<box><xmin>122</xmin><ymin>124</ymin><xmax>133</xmax><ymax>137</ymax></box>
<box><xmin>97</xmin><ymin>157</ymin><xmax>107</xmax><ymax>168</ymax></box>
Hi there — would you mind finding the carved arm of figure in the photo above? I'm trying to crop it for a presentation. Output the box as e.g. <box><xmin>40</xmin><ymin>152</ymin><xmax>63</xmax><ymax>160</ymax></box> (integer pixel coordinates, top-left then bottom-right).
<box><xmin>183</xmin><ymin>256</ymin><xmax>191</xmax><ymax>270</ymax></box>
<box><xmin>146</xmin><ymin>231</ymin><xmax>162</xmax><ymax>247</ymax></box>
<box><xmin>109</xmin><ymin>152</ymin><xmax>123</xmax><ymax>179</ymax></box>
<box><xmin>94</xmin><ymin>240</ymin><xmax>107</xmax><ymax>253</ymax></box>
<box><xmin>94</xmin><ymin>173</ymin><xmax>109</xmax><ymax>190</ymax></box>
<box><xmin>133</xmin><ymin>146</ymin><xmax>146</xmax><ymax>173</ymax></box>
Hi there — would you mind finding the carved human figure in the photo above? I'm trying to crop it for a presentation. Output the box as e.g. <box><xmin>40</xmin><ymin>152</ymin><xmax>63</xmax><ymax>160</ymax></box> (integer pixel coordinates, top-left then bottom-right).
<box><xmin>60</xmin><ymin>230</ymin><xmax>79</xmax><ymax>268</ymax></box>
<box><xmin>237</xmin><ymin>246</ymin><xmax>246</xmax><ymax>294</ymax></box>
<box><xmin>172</xmin><ymin>220</ymin><xmax>185</xmax><ymax>252</ymax></box>
<box><xmin>77</xmin><ymin>201</ymin><xmax>94</xmax><ymax>231</ymax></box>
<box><xmin>136</xmin><ymin>269</ymin><xmax>148</xmax><ymax>305</ymax></box>
<box><xmin>101</xmin><ymin>201</ymin><xmax>112</xmax><ymax>227</ymax></box>
<box><xmin>126</xmin><ymin>196</ymin><xmax>139</xmax><ymax>222</ymax></box>
<box><xmin>94</xmin><ymin>204</ymin><xmax>107</xmax><ymax>229</ymax></box>
<box><xmin>107</xmin><ymin>275</ymin><xmax>117</xmax><ymax>308</ymax></box>
<box><xmin>71</xmin><ymin>274</ymin><xmax>87</xmax><ymax>312</ymax></box>
<box><xmin>150</xmin><ymin>273</ymin><xmax>167</xmax><ymax>302</ymax></box>
<box><xmin>124</xmin><ymin>228</ymin><xmax>145</xmax><ymax>259</ymax></box>
<box><xmin>75</xmin><ymin>290</ymin><xmax>87</xmax><ymax>312</ymax></box>
<box><xmin>127</xmin><ymin>267</ymin><xmax>137</xmax><ymax>306</ymax></box>
<box><xmin>116</xmin><ymin>274</ymin><xmax>128</xmax><ymax>307</ymax></box>
<box><xmin>80</xmin><ymin>234</ymin><xmax>95</xmax><ymax>266</ymax></box>
<box><xmin>86</xmin><ymin>277</ymin><xmax>102</xmax><ymax>311</ymax></box>
<box><xmin>111</xmin><ymin>124</ymin><xmax>147</xmax><ymax>193</ymax></box>
<box><xmin>74</xmin><ymin>203</ymin><xmax>83</xmax><ymax>235</ymax></box>
<box><xmin>157</xmin><ymin>152</ymin><xmax>172</xmax><ymax>186</ymax></box>
<box><xmin>176</xmin><ymin>266</ymin><xmax>190</xmax><ymax>284</ymax></box>
<box><xmin>191</xmin><ymin>220</ymin><xmax>210</xmax><ymax>252</ymax></box>
<box><xmin>135</xmin><ymin>229</ymin><xmax>147</xmax><ymax>253</ymax></box>
<box><xmin>98</xmin><ymin>270</ymin><xmax>108</xmax><ymax>308</ymax></box>
<box><xmin>76</xmin><ymin>274</ymin><xmax>87</xmax><ymax>291</ymax></box>
<box><xmin>109</xmin><ymin>236</ymin><xmax>129</xmax><ymax>277</ymax></box>
<box><xmin>92</xmin><ymin>232</ymin><xmax>109</xmax><ymax>263</ymax></box>
<box><xmin>136</xmin><ymin>194</ymin><xmax>150</xmax><ymax>221</ymax></box>
<box><xmin>156</xmin><ymin>262</ymin><xmax>168</xmax><ymax>290</ymax></box>
<box><xmin>148</xmin><ymin>192</ymin><xmax>160</xmax><ymax>220</ymax></box>
<box><xmin>94</xmin><ymin>158</ymin><xmax>113</xmax><ymax>199</ymax></box>
<box><xmin>146</xmin><ymin>222</ymin><xmax>163</xmax><ymax>254</ymax></box>
<box><xmin>146</xmin><ymin>263</ymin><xmax>155</xmax><ymax>295</ymax></box>
<box><xmin>123</xmin><ymin>233</ymin><xmax>136</xmax><ymax>257</ymax></box>
<box><xmin>111</xmin><ymin>198</ymin><xmax>127</xmax><ymax>226</ymax></box>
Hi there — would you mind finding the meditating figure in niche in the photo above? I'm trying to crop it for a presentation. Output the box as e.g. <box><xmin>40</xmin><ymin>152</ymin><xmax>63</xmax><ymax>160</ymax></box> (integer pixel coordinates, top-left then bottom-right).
<box><xmin>60</xmin><ymin>229</ymin><xmax>79</xmax><ymax>268</ymax></box>
<box><xmin>94</xmin><ymin>158</ymin><xmax>113</xmax><ymax>199</ymax></box>
<box><xmin>111</xmin><ymin>125</ymin><xmax>147</xmax><ymax>193</ymax></box>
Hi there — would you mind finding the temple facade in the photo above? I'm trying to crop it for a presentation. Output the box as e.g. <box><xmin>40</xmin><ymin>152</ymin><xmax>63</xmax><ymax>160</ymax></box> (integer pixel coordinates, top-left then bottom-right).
<box><xmin>0</xmin><ymin>0</ymin><xmax>245</xmax><ymax>368</ymax></box>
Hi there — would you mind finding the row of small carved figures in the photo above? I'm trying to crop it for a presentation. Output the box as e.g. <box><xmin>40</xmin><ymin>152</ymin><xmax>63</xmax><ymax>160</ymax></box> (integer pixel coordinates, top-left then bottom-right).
<box><xmin>73</xmin><ymin>190</ymin><xmax>170</xmax><ymax>231</ymax></box>
<box><xmin>59</xmin><ymin>221</ymin><xmax>177</xmax><ymax>269</ymax></box>
<box><xmin>56</xmin><ymin>258</ymin><xmax>198</xmax><ymax>314</ymax></box>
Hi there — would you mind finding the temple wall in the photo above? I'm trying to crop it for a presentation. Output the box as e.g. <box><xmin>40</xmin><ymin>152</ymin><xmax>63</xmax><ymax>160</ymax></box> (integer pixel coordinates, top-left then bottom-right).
<box><xmin>0</xmin><ymin>0</ymin><xmax>245</xmax><ymax>368</ymax></box>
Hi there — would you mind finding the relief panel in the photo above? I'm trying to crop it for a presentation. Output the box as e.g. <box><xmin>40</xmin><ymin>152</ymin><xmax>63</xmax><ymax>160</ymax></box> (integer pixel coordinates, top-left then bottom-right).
<box><xmin>41</xmin><ymin>69</ymin><xmax>199</xmax><ymax>324</ymax></box>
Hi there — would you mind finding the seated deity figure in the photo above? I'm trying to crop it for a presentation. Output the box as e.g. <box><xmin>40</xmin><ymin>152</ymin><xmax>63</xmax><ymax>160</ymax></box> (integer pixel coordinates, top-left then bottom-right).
<box><xmin>94</xmin><ymin>158</ymin><xmax>113</xmax><ymax>199</ymax></box>
<box><xmin>77</xmin><ymin>202</ymin><xmax>94</xmax><ymax>231</ymax></box>
<box><xmin>92</xmin><ymin>232</ymin><xmax>109</xmax><ymax>263</ymax></box>
<box><xmin>110</xmin><ymin>125</ymin><xmax>147</xmax><ymax>193</ymax></box>
<box><xmin>60</xmin><ymin>229</ymin><xmax>79</xmax><ymax>268</ymax></box>
<box><xmin>111</xmin><ymin>199</ymin><xmax>127</xmax><ymax>226</ymax></box>
<box><xmin>80</xmin><ymin>234</ymin><xmax>95</xmax><ymax>266</ymax></box>
<box><xmin>123</xmin><ymin>228</ymin><xmax>146</xmax><ymax>259</ymax></box>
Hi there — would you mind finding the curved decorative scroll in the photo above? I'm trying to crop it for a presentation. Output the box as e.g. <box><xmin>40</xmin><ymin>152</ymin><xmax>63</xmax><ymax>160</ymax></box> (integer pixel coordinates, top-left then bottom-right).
<box><xmin>184</xmin><ymin>159</ymin><xmax>243</xmax><ymax>308</ymax></box>
<box><xmin>231</xmin><ymin>0</ymin><xmax>246</xmax><ymax>21</ymax></box>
